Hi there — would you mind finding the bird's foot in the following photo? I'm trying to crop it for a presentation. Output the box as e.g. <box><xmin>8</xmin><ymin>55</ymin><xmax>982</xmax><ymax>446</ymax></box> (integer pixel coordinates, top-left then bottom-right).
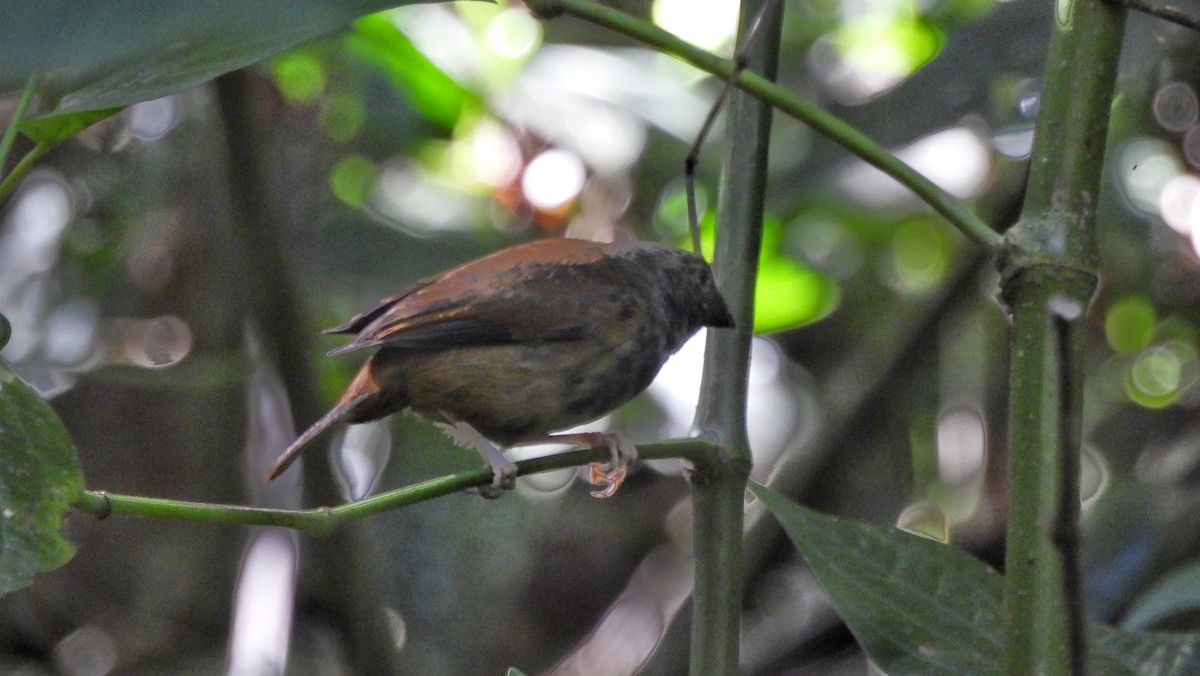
<box><xmin>584</xmin><ymin>432</ymin><xmax>637</xmax><ymax>498</ymax></box>
<box><xmin>439</xmin><ymin>421</ymin><xmax>518</xmax><ymax>499</ymax></box>
<box><xmin>533</xmin><ymin>431</ymin><xmax>637</xmax><ymax>498</ymax></box>
<box><xmin>471</xmin><ymin>453</ymin><xmax>518</xmax><ymax>499</ymax></box>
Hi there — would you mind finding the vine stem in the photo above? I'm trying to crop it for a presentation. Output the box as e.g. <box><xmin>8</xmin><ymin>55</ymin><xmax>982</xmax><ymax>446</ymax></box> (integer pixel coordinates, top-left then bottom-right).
<box><xmin>73</xmin><ymin>440</ymin><xmax>722</xmax><ymax>536</ymax></box>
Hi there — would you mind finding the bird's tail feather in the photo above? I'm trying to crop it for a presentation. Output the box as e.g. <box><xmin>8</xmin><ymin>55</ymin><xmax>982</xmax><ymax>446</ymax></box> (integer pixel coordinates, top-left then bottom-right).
<box><xmin>264</xmin><ymin>391</ymin><xmax>373</xmax><ymax>482</ymax></box>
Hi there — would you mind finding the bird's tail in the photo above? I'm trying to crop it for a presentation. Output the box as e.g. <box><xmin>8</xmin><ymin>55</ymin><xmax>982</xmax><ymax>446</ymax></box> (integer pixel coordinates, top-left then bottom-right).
<box><xmin>264</xmin><ymin>359</ymin><xmax>390</xmax><ymax>482</ymax></box>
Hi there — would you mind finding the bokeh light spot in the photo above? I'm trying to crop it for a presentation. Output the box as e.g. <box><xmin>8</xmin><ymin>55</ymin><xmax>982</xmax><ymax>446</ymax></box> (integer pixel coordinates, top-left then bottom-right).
<box><xmin>1126</xmin><ymin>341</ymin><xmax>1199</xmax><ymax>408</ymax></box>
<box><xmin>1116</xmin><ymin>137</ymin><xmax>1183</xmax><ymax>214</ymax></box>
<box><xmin>1158</xmin><ymin>174</ymin><xmax>1200</xmax><ymax>234</ymax></box>
<box><xmin>1153</xmin><ymin>82</ymin><xmax>1200</xmax><ymax>133</ymax></box>
<box><xmin>456</xmin><ymin>119</ymin><xmax>522</xmax><ymax>188</ymax></box>
<box><xmin>329</xmin><ymin>155</ymin><xmax>377</xmax><ymax>206</ymax></box>
<box><xmin>271</xmin><ymin>51</ymin><xmax>326</xmax><ymax>103</ymax></box>
<box><xmin>652</xmin><ymin>0</ymin><xmax>739</xmax><ymax>53</ymax></box>
<box><xmin>890</xmin><ymin>219</ymin><xmax>947</xmax><ymax>292</ymax></box>
<box><xmin>320</xmin><ymin>91</ymin><xmax>367</xmax><ymax>143</ymax></box>
<box><xmin>521</xmin><ymin>149</ymin><xmax>585</xmax><ymax>210</ymax></box>
<box><xmin>754</xmin><ymin>256</ymin><xmax>839</xmax><ymax>332</ymax></box>
<box><xmin>128</xmin><ymin>96</ymin><xmax>180</xmax><ymax>140</ymax></box>
<box><xmin>118</xmin><ymin>315</ymin><xmax>192</xmax><ymax>369</ymax></box>
<box><xmin>484</xmin><ymin>8</ymin><xmax>542</xmax><ymax>59</ymax></box>
<box><xmin>1105</xmin><ymin>295</ymin><xmax>1156</xmax><ymax>355</ymax></box>
<box><xmin>655</xmin><ymin>181</ymin><xmax>709</xmax><ymax>243</ymax></box>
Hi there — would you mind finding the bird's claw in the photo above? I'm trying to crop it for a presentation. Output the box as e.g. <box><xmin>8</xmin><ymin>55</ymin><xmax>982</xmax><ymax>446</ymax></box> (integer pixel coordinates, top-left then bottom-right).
<box><xmin>586</xmin><ymin>461</ymin><xmax>628</xmax><ymax>498</ymax></box>
<box><xmin>585</xmin><ymin>433</ymin><xmax>637</xmax><ymax>499</ymax></box>
<box><xmin>467</xmin><ymin>454</ymin><xmax>518</xmax><ymax>499</ymax></box>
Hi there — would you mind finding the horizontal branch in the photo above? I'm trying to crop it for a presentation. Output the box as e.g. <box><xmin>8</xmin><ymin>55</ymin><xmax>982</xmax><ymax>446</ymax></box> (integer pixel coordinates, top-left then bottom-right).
<box><xmin>72</xmin><ymin>439</ymin><xmax>723</xmax><ymax>537</ymax></box>
<box><xmin>525</xmin><ymin>0</ymin><xmax>1003</xmax><ymax>254</ymax></box>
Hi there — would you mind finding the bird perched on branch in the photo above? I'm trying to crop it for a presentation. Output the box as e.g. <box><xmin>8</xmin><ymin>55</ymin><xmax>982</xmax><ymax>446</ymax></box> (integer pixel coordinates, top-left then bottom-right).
<box><xmin>265</xmin><ymin>237</ymin><xmax>734</xmax><ymax>497</ymax></box>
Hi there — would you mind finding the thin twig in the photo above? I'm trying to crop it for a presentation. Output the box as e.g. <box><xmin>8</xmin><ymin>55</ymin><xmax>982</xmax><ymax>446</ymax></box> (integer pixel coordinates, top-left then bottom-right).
<box><xmin>0</xmin><ymin>142</ymin><xmax>49</xmax><ymax>202</ymax></box>
<box><xmin>72</xmin><ymin>439</ymin><xmax>722</xmax><ymax>536</ymax></box>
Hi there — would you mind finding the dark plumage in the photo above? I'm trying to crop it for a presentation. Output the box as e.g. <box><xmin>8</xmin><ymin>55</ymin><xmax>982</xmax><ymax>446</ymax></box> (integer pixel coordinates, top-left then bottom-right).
<box><xmin>265</xmin><ymin>237</ymin><xmax>734</xmax><ymax>492</ymax></box>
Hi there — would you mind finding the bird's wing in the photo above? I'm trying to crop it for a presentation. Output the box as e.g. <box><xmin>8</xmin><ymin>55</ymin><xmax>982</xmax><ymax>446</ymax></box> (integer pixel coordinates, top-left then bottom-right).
<box><xmin>325</xmin><ymin>238</ymin><xmax>629</xmax><ymax>356</ymax></box>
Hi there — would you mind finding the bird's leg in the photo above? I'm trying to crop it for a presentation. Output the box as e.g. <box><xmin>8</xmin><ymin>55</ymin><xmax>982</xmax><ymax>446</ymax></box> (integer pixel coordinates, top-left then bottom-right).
<box><xmin>518</xmin><ymin>431</ymin><xmax>638</xmax><ymax>498</ymax></box>
<box><xmin>436</xmin><ymin>421</ymin><xmax>518</xmax><ymax>498</ymax></box>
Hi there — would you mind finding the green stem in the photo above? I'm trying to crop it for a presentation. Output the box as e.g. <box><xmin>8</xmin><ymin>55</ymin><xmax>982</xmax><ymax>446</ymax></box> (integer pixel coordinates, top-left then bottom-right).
<box><xmin>0</xmin><ymin>142</ymin><xmax>48</xmax><ymax>202</ymax></box>
<box><xmin>687</xmin><ymin>1</ymin><xmax>781</xmax><ymax>673</ymax></box>
<box><xmin>526</xmin><ymin>0</ymin><xmax>1002</xmax><ymax>254</ymax></box>
<box><xmin>0</xmin><ymin>75</ymin><xmax>37</xmax><ymax>178</ymax></box>
<box><xmin>73</xmin><ymin>440</ymin><xmax>721</xmax><ymax>537</ymax></box>
<box><xmin>999</xmin><ymin>0</ymin><xmax>1125</xmax><ymax>672</ymax></box>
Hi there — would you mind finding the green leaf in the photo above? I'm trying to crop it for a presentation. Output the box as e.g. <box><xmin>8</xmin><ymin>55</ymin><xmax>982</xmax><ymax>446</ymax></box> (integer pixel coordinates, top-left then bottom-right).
<box><xmin>0</xmin><ymin>362</ymin><xmax>85</xmax><ymax>597</ymax></box>
<box><xmin>750</xmin><ymin>482</ymin><xmax>1200</xmax><ymax>675</ymax></box>
<box><xmin>18</xmin><ymin>108</ymin><xmax>122</xmax><ymax>145</ymax></box>
<box><xmin>750</xmin><ymin>482</ymin><xmax>1005</xmax><ymax>674</ymax></box>
<box><xmin>0</xmin><ymin>1</ymin><xmax>438</xmax><ymax>117</ymax></box>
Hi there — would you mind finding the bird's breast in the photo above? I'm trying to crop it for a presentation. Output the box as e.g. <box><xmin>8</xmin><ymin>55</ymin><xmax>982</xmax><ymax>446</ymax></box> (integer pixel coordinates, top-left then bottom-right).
<box><xmin>398</xmin><ymin>330</ymin><xmax>671</xmax><ymax>446</ymax></box>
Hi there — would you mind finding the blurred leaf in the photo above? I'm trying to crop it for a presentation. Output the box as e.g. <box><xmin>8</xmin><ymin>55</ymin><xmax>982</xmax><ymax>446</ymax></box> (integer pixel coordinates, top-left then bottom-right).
<box><xmin>0</xmin><ymin>1</ymin><xmax>440</xmax><ymax>117</ymax></box>
<box><xmin>1122</xmin><ymin>560</ymin><xmax>1200</xmax><ymax>631</ymax></box>
<box><xmin>1090</xmin><ymin>624</ymin><xmax>1200</xmax><ymax>675</ymax></box>
<box><xmin>18</xmin><ymin>108</ymin><xmax>121</xmax><ymax>145</ymax></box>
<box><xmin>0</xmin><ymin>362</ymin><xmax>85</xmax><ymax>597</ymax></box>
<box><xmin>345</xmin><ymin>14</ymin><xmax>482</xmax><ymax>130</ymax></box>
<box><xmin>751</xmin><ymin>482</ymin><xmax>1200</xmax><ymax>675</ymax></box>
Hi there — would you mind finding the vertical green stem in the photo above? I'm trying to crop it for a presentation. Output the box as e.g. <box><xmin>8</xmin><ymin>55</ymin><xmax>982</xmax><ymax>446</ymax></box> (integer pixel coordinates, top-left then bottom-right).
<box><xmin>0</xmin><ymin>75</ymin><xmax>37</xmax><ymax>176</ymax></box>
<box><xmin>690</xmin><ymin>1</ymin><xmax>782</xmax><ymax>673</ymax></box>
<box><xmin>1003</xmin><ymin>274</ymin><xmax>1093</xmax><ymax>674</ymax></box>
<box><xmin>999</xmin><ymin>0</ymin><xmax>1125</xmax><ymax>672</ymax></box>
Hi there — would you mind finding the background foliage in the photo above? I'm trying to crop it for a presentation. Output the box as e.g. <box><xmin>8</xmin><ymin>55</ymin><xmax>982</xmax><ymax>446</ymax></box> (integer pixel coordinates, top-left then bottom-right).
<box><xmin>3</xmin><ymin>0</ymin><xmax>1200</xmax><ymax>673</ymax></box>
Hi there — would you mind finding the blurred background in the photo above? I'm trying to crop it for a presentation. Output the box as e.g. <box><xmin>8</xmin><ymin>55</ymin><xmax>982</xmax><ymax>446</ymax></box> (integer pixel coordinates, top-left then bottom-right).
<box><xmin>2</xmin><ymin>0</ymin><xmax>1200</xmax><ymax>673</ymax></box>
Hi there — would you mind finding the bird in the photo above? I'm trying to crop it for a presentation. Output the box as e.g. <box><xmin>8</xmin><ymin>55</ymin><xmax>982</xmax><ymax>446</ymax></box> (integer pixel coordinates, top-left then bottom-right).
<box><xmin>264</xmin><ymin>237</ymin><xmax>734</xmax><ymax>496</ymax></box>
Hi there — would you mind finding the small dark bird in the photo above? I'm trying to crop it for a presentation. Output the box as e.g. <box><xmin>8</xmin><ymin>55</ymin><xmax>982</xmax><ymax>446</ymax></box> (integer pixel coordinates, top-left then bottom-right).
<box><xmin>265</xmin><ymin>237</ymin><xmax>734</xmax><ymax>495</ymax></box>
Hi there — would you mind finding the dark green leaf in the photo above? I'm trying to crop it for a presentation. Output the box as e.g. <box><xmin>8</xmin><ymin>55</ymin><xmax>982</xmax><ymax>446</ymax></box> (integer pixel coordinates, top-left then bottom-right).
<box><xmin>0</xmin><ymin>362</ymin><xmax>85</xmax><ymax>597</ymax></box>
<box><xmin>750</xmin><ymin>482</ymin><xmax>1200</xmax><ymax>675</ymax></box>
<box><xmin>18</xmin><ymin>108</ymin><xmax>122</xmax><ymax>145</ymax></box>
<box><xmin>0</xmin><ymin>1</ymin><xmax>438</xmax><ymax>116</ymax></box>
<box><xmin>750</xmin><ymin>482</ymin><xmax>1005</xmax><ymax>674</ymax></box>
